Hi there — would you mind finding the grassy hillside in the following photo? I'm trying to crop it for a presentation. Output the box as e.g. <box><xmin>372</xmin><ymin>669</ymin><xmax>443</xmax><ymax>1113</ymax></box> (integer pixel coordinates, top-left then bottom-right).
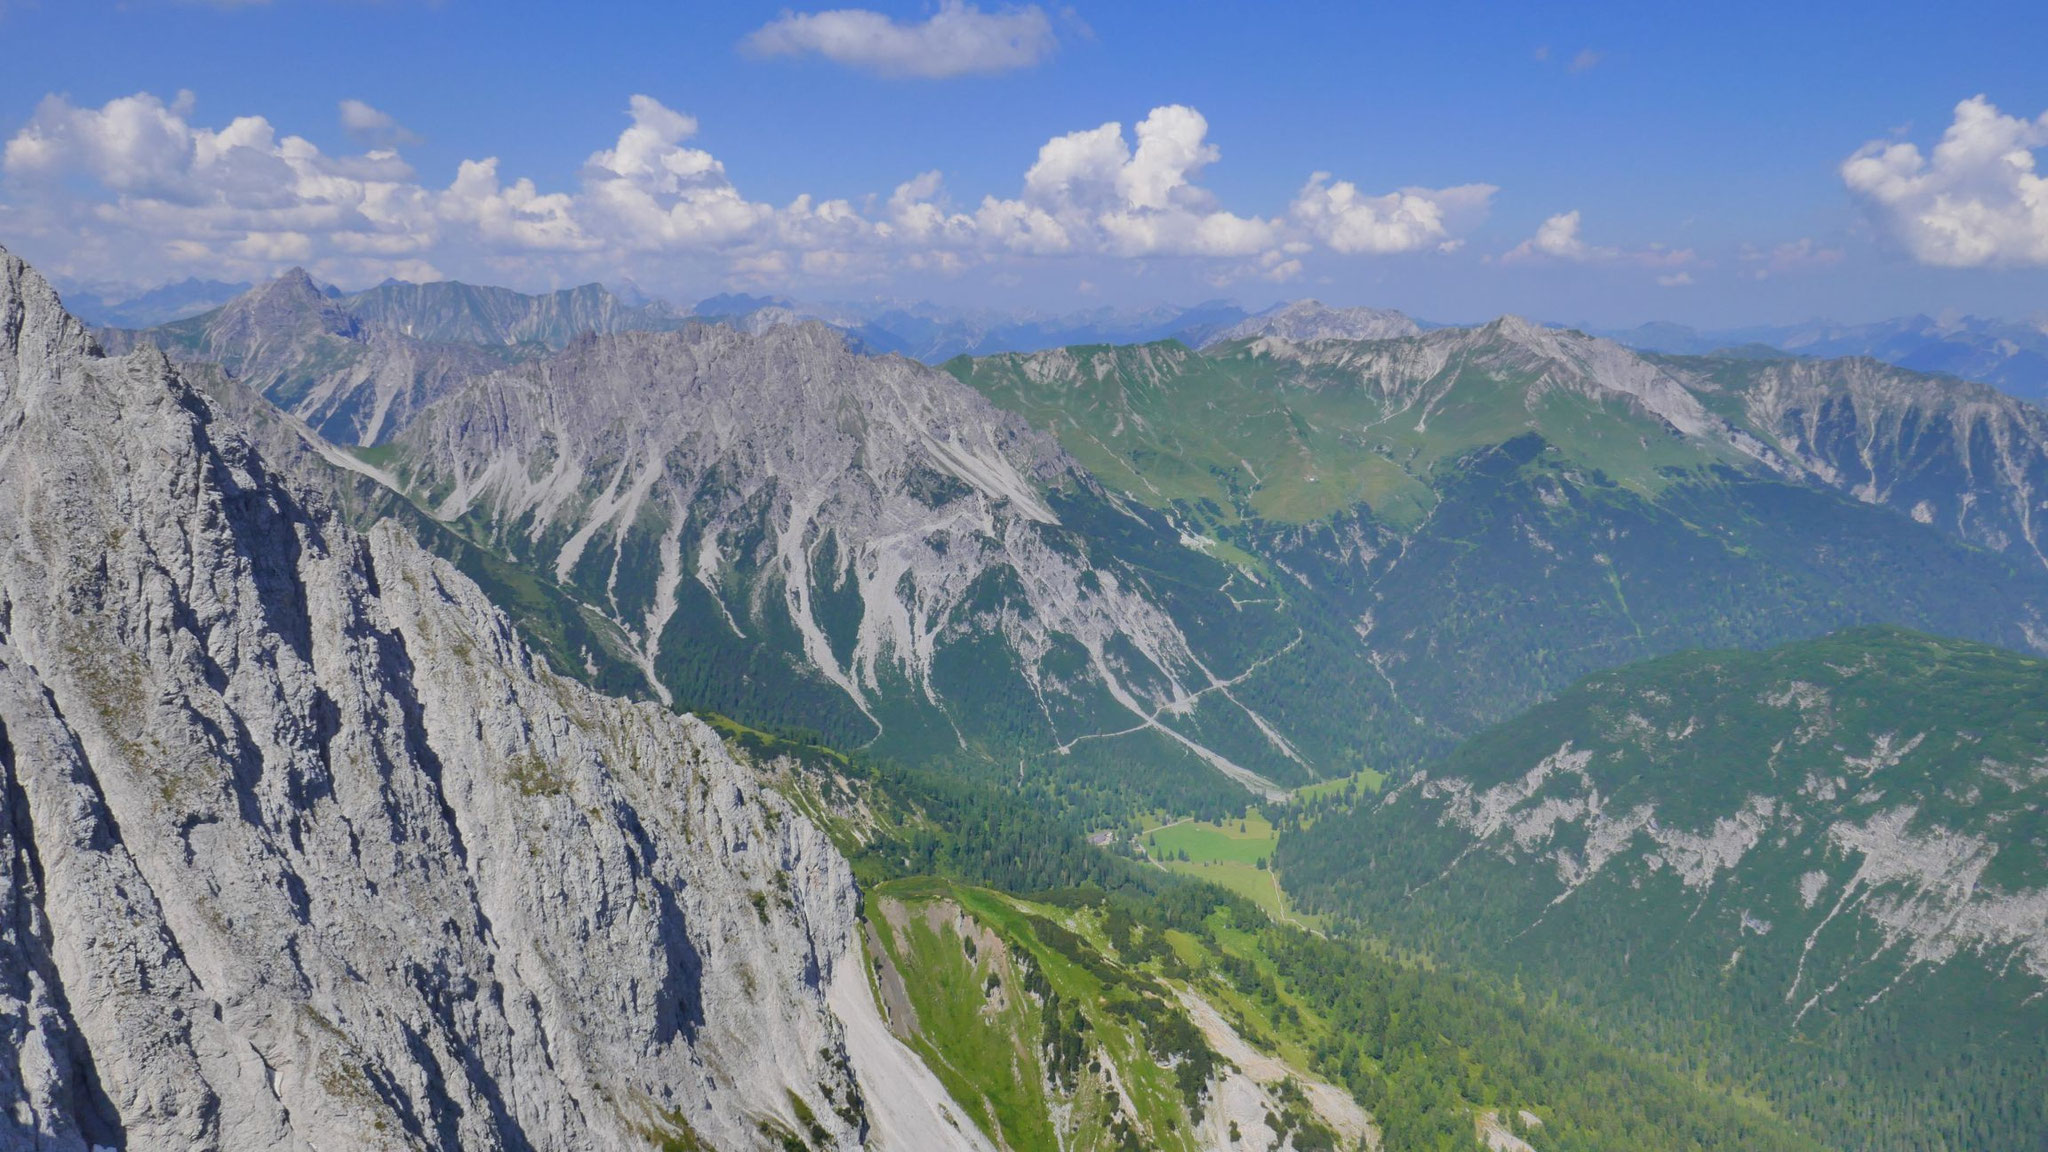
<box><xmin>751</xmin><ymin>743</ymin><xmax>1838</xmax><ymax>1152</ymax></box>
<box><xmin>863</xmin><ymin>877</ymin><xmax>1362</xmax><ymax>1151</ymax></box>
<box><xmin>1141</xmin><ymin>812</ymin><xmax>1311</xmax><ymax>926</ymax></box>
<box><xmin>956</xmin><ymin>335</ymin><xmax>2048</xmax><ymax>789</ymax></box>
<box><xmin>1281</xmin><ymin>626</ymin><xmax>2048</xmax><ymax>1151</ymax></box>
<box><xmin>952</xmin><ymin>335</ymin><xmax>1758</xmax><ymax>531</ymax></box>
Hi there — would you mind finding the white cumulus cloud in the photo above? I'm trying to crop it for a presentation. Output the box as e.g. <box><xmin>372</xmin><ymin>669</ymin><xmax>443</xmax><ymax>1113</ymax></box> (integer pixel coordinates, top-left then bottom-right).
<box><xmin>4</xmin><ymin>90</ymin><xmax>216</xmax><ymax>200</ymax></box>
<box><xmin>1291</xmin><ymin>174</ymin><xmax>1496</xmax><ymax>254</ymax></box>
<box><xmin>742</xmin><ymin>1</ymin><xmax>1058</xmax><ymax>79</ymax></box>
<box><xmin>339</xmin><ymin>99</ymin><xmax>421</xmax><ymax>149</ymax></box>
<box><xmin>1504</xmin><ymin>210</ymin><xmax>1606</xmax><ymax>262</ymax></box>
<box><xmin>2</xmin><ymin>90</ymin><xmax>612</xmax><ymax>285</ymax></box>
<box><xmin>1842</xmin><ymin>95</ymin><xmax>2048</xmax><ymax>267</ymax></box>
<box><xmin>579</xmin><ymin>95</ymin><xmax>773</xmax><ymax>250</ymax></box>
<box><xmin>977</xmin><ymin>105</ymin><xmax>1278</xmax><ymax>257</ymax></box>
<box><xmin>1502</xmin><ymin>209</ymin><xmax>1694</xmax><ymax>272</ymax></box>
<box><xmin>0</xmin><ymin>91</ymin><xmax>1500</xmax><ymax>294</ymax></box>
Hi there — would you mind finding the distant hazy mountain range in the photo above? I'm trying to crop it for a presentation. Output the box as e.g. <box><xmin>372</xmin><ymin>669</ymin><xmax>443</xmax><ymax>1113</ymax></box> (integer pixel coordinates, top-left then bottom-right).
<box><xmin>59</xmin><ymin>275</ymin><xmax>254</xmax><ymax>328</ymax></box>
<box><xmin>78</xmin><ymin>270</ymin><xmax>2048</xmax><ymax>402</ymax></box>
<box><xmin>90</xmin><ymin>270</ymin><xmax>721</xmax><ymax>443</ymax></box>
<box><xmin>1596</xmin><ymin>313</ymin><xmax>2048</xmax><ymax>402</ymax></box>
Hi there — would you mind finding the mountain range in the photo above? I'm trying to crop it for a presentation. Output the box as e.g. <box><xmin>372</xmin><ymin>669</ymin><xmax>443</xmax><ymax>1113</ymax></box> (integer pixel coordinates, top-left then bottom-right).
<box><xmin>32</xmin><ymin>242</ymin><xmax>1776</xmax><ymax>1152</ymax></box>
<box><xmin>82</xmin><ymin>267</ymin><xmax>2048</xmax><ymax>406</ymax></box>
<box><xmin>56</xmin><ymin>276</ymin><xmax>254</xmax><ymax>329</ymax></box>
<box><xmin>373</xmin><ymin>319</ymin><xmax>1310</xmax><ymax>817</ymax></box>
<box><xmin>85</xmin><ymin>270</ymin><xmax>2048</xmax><ymax>809</ymax></box>
<box><xmin>955</xmin><ymin>319</ymin><xmax>2048</xmax><ymax>767</ymax></box>
<box><xmin>16</xmin><ymin>250</ymin><xmax>2048</xmax><ymax>1149</ymax></box>
<box><xmin>1600</xmin><ymin>312</ymin><xmax>2048</xmax><ymax>403</ymax></box>
<box><xmin>93</xmin><ymin>271</ymin><xmax>700</xmax><ymax>444</ymax></box>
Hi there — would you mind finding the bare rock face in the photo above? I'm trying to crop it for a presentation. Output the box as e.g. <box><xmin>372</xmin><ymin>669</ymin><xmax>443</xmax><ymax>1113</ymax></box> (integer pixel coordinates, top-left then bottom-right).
<box><xmin>95</xmin><ymin>273</ymin><xmax>695</xmax><ymax>448</ymax></box>
<box><xmin>94</xmin><ymin>269</ymin><xmax>516</xmax><ymax>447</ymax></box>
<box><xmin>1730</xmin><ymin>355</ymin><xmax>2048</xmax><ymax>570</ymax></box>
<box><xmin>0</xmin><ymin>246</ymin><xmax>934</xmax><ymax>1150</ymax></box>
<box><xmin>1206</xmin><ymin>300</ymin><xmax>1420</xmax><ymax>346</ymax></box>
<box><xmin>384</xmin><ymin>323</ymin><xmax>1301</xmax><ymax>796</ymax></box>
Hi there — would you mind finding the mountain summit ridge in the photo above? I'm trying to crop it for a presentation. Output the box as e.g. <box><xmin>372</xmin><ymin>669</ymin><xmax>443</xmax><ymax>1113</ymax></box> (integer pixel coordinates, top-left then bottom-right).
<box><xmin>1206</xmin><ymin>298</ymin><xmax>1421</xmax><ymax>346</ymax></box>
<box><xmin>381</xmin><ymin>319</ymin><xmax>1311</xmax><ymax>805</ymax></box>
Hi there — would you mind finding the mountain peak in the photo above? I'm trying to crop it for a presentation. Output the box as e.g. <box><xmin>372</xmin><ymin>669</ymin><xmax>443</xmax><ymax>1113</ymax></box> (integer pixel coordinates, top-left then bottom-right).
<box><xmin>245</xmin><ymin>265</ymin><xmax>333</xmax><ymax>308</ymax></box>
<box><xmin>0</xmin><ymin>243</ymin><xmax>101</xmax><ymax>375</ymax></box>
<box><xmin>1481</xmin><ymin>313</ymin><xmax>1547</xmax><ymax>342</ymax></box>
<box><xmin>219</xmin><ymin>265</ymin><xmax>355</xmax><ymax>336</ymax></box>
<box><xmin>1208</xmin><ymin>298</ymin><xmax>1420</xmax><ymax>345</ymax></box>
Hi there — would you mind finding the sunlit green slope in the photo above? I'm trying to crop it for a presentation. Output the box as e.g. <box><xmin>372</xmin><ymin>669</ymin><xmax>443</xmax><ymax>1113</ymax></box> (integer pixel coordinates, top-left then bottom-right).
<box><xmin>1283</xmin><ymin>626</ymin><xmax>2048</xmax><ymax>1151</ymax></box>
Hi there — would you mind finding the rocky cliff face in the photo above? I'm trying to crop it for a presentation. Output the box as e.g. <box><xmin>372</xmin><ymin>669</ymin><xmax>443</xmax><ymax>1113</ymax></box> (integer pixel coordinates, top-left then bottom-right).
<box><xmin>381</xmin><ymin>323</ymin><xmax>1308</xmax><ymax>802</ymax></box>
<box><xmin>0</xmin><ymin>246</ymin><xmax>969</xmax><ymax>1150</ymax></box>
<box><xmin>1206</xmin><ymin>300</ymin><xmax>1420</xmax><ymax>346</ymax></box>
<box><xmin>96</xmin><ymin>270</ymin><xmax>520</xmax><ymax>446</ymax></box>
<box><xmin>96</xmin><ymin>274</ymin><xmax>692</xmax><ymax>447</ymax></box>
<box><xmin>1718</xmin><ymin>354</ymin><xmax>2048</xmax><ymax>571</ymax></box>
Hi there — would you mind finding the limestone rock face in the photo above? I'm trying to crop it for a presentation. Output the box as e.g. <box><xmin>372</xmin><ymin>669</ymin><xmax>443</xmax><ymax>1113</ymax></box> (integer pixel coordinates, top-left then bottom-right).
<box><xmin>95</xmin><ymin>273</ymin><xmax>695</xmax><ymax>447</ymax></box>
<box><xmin>1731</xmin><ymin>355</ymin><xmax>2048</xmax><ymax>570</ymax></box>
<box><xmin>383</xmin><ymin>323</ymin><xmax>1300</xmax><ymax>795</ymax></box>
<box><xmin>1206</xmin><ymin>300</ymin><xmax>1421</xmax><ymax>346</ymax></box>
<box><xmin>0</xmin><ymin>246</ymin><xmax>941</xmax><ymax>1150</ymax></box>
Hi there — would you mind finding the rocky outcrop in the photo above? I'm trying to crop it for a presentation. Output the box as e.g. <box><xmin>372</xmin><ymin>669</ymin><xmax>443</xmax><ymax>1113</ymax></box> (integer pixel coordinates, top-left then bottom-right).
<box><xmin>1206</xmin><ymin>300</ymin><xmax>1420</xmax><ymax>346</ymax></box>
<box><xmin>1365</xmin><ymin>629</ymin><xmax>2048</xmax><ymax>1016</ymax></box>
<box><xmin>95</xmin><ymin>273</ymin><xmax>693</xmax><ymax>447</ymax></box>
<box><xmin>96</xmin><ymin>269</ymin><xmax>519</xmax><ymax>446</ymax></box>
<box><xmin>0</xmin><ymin>245</ymin><xmax>970</xmax><ymax>1149</ymax></box>
<box><xmin>1727</xmin><ymin>355</ymin><xmax>2048</xmax><ymax>570</ymax></box>
<box><xmin>384</xmin><ymin>323</ymin><xmax>1302</xmax><ymax>795</ymax></box>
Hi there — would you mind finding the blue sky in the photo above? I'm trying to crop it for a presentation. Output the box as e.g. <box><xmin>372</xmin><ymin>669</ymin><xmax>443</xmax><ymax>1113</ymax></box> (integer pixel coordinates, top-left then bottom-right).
<box><xmin>1</xmin><ymin>0</ymin><xmax>2045</xmax><ymax>326</ymax></box>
